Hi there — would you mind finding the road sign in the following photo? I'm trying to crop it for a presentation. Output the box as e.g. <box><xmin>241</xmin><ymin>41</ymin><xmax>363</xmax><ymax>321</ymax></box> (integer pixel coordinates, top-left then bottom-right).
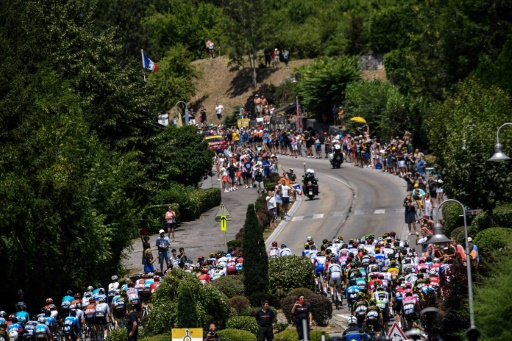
<box><xmin>214</xmin><ymin>203</ymin><xmax>232</xmax><ymax>222</ymax></box>
<box><xmin>387</xmin><ymin>322</ymin><xmax>408</xmax><ymax>341</ymax></box>
<box><xmin>172</xmin><ymin>328</ymin><xmax>202</xmax><ymax>341</ymax></box>
<box><xmin>220</xmin><ymin>215</ymin><xmax>227</xmax><ymax>231</ymax></box>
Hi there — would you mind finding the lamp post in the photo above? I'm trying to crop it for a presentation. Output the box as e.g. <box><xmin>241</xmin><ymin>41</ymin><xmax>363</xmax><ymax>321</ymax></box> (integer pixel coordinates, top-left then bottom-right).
<box><xmin>430</xmin><ymin>199</ymin><xmax>480</xmax><ymax>341</ymax></box>
<box><xmin>292</xmin><ymin>71</ymin><xmax>302</xmax><ymax>83</ymax></box>
<box><xmin>488</xmin><ymin>122</ymin><xmax>511</xmax><ymax>161</ymax></box>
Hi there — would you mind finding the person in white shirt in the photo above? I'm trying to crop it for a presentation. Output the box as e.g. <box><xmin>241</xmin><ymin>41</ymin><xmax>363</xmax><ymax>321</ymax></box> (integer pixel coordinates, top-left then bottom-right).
<box><xmin>215</xmin><ymin>103</ymin><xmax>224</xmax><ymax>125</ymax></box>
<box><xmin>266</xmin><ymin>190</ymin><xmax>277</xmax><ymax>229</ymax></box>
<box><xmin>279</xmin><ymin>180</ymin><xmax>295</xmax><ymax>218</ymax></box>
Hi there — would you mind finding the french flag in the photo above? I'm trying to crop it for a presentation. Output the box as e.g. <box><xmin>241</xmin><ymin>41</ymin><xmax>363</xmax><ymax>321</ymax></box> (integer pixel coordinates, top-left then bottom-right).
<box><xmin>292</xmin><ymin>184</ymin><xmax>302</xmax><ymax>196</ymax></box>
<box><xmin>141</xmin><ymin>49</ymin><xmax>159</xmax><ymax>72</ymax></box>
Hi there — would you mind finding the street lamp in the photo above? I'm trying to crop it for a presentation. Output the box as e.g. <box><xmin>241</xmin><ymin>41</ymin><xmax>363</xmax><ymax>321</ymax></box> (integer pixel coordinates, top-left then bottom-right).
<box><xmin>488</xmin><ymin>122</ymin><xmax>511</xmax><ymax>161</ymax></box>
<box><xmin>291</xmin><ymin>71</ymin><xmax>302</xmax><ymax>83</ymax></box>
<box><xmin>430</xmin><ymin>199</ymin><xmax>480</xmax><ymax>341</ymax></box>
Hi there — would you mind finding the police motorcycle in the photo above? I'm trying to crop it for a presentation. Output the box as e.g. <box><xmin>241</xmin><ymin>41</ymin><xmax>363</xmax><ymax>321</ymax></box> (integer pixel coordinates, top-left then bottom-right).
<box><xmin>302</xmin><ymin>164</ymin><xmax>319</xmax><ymax>200</ymax></box>
<box><xmin>328</xmin><ymin>143</ymin><xmax>344</xmax><ymax>168</ymax></box>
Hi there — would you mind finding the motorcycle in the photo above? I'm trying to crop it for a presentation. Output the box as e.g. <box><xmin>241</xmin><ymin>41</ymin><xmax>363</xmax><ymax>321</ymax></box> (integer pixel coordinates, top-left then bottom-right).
<box><xmin>328</xmin><ymin>144</ymin><xmax>344</xmax><ymax>168</ymax></box>
<box><xmin>303</xmin><ymin>164</ymin><xmax>319</xmax><ymax>200</ymax></box>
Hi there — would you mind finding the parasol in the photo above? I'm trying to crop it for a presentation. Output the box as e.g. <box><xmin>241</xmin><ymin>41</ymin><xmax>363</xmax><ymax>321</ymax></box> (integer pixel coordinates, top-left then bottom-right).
<box><xmin>350</xmin><ymin>116</ymin><xmax>367</xmax><ymax>124</ymax></box>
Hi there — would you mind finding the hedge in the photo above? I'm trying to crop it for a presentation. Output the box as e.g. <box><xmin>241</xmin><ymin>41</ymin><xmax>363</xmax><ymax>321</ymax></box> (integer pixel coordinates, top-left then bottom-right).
<box><xmin>268</xmin><ymin>256</ymin><xmax>315</xmax><ymax>305</ymax></box>
<box><xmin>139</xmin><ymin>334</ymin><xmax>169</xmax><ymax>341</ymax></box>
<box><xmin>449</xmin><ymin>226</ymin><xmax>467</xmax><ymax>244</ymax></box>
<box><xmin>210</xmin><ymin>275</ymin><xmax>245</xmax><ymax>299</ymax></box>
<box><xmin>105</xmin><ymin>328</ymin><xmax>127</xmax><ymax>341</ymax></box>
<box><xmin>274</xmin><ymin>329</ymin><xmax>330</xmax><ymax>341</ymax></box>
<box><xmin>442</xmin><ymin>202</ymin><xmax>465</xmax><ymax>236</ymax></box>
<box><xmin>229</xmin><ymin>296</ymin><xmax>250</xmax><ymax>315</ymax></box>
<box><xmin>492</xmin><ymin>203</ymin><xmax>512</xmax><ymax>228</ymax></box>
<box><xmin>239</xmin><ymin>306</ymin><xmax>278</xmax><ymax>320</ymax></box>
<box><xmin>216</xmin><ymin>329</ymin><xmax>257</xmax><ymax>341</ymax></box>
<box><xmin>280</xmin><ymin>293</ymin><xmax>332</xmax><ymax>326</ymax></box>
<box><xmin>227</xmin><ymin>239</ymin><xmax>242</xmax><ymax>249</ymax></box>
<box><xmin>226</xmin><ymin>316</ymin><xmax>259</xmax><ymax>337</ymax></box>
<box><xmin>474</xmin><ymin>227</ymin><xmax>512</xmax><ymax>253</ymax></box>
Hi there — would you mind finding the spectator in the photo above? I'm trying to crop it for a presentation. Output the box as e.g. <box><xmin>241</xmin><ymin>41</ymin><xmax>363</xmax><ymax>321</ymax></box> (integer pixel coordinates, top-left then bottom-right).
<box><xmin>143</xmin><ymin>247</ymin><xmax>158</xmax><ymax>274</ymax></box>
<box><xmin>255</xmin><ymin>300</ymin><xmax>275</xmax><ymax>341</ymax></box>
<box><xmin>165</xmin><ymin>205</ymin><xmax>177</xmax><ymax>241</ymax></box>
<box><xmin>203</xmin><ymin>324</ymin><xmax>219</xmax><ymax>341</ymax></box>
<box><xmin>189</xmin><ymin>108</ymin><xmax>196</xmax><ymax>125</ymax></box>
<box><xmin>200</xmin><ymin>107</ymin><xmax>207</xmax><ymax>127</ymax></box>
<box><xmin>279</xmin><ymin>180</ymin><xmax>295</xmax><ymax>218</ymax></box>
<box><xmin>404</xmin><ymin>195</ymin><xmax>418</xmax><ymax>236</ymax></box>
<box><xmin>215</xmin><ymin>103</ymin><xmax>224</xmax><ymax>126</ymax></box>
<box><xmin>170</xmin><ymin>249</ymin><xmax>180</xmax><ymax>269</ymax></box>
<box><xmin>468</xmin><ymin>237</ymin><xmax>480</xmax><ymax>266</ymax></box>
<box><xmin>155</xmin><ymin>230</ymin><xmax>171</xmax><ymax>273</ymax></box>
<box><xmin>126</xmin><ymin>304</ymin><xmax>139</xmax><ymax>341</ymax></box>
<box><xmin>266</xmin><ymin>190</ymin><xmax>277</xmax><ymax>230</ymax></box>
<box><xmin>264</xmin><ymin>49</ymin><xmax>271</xmax><ymax>67</ymax></box>
<box><xmin>282</xmin><ymin>49</ymin><xmax>289</xmax><ymax>69</ymax></box>
<box><xmin>416</xmin><ymin>227</ymin><xmax>432</xmax><ymax>258</ymax></box>
<box><xmin>178</xmin><ymin>247</ymin><xmax>188</xmax><ymax>269</ymax></box>
<box><xmin>291</xmin><ymin>295</ymin><xmax>312</xmax><ymax>341</ymax></box>
<box><xmin>140</xmin><ymin>235</ymin><xmax>151</xmax><ymax>265</ymax></box>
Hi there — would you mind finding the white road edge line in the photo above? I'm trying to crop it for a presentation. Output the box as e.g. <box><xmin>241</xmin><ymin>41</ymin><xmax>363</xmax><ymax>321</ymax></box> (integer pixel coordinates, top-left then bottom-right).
<box><xmin>265</xmin><ymin>195</ymin><xmax>303</xmax><ymax>248</ymax></box>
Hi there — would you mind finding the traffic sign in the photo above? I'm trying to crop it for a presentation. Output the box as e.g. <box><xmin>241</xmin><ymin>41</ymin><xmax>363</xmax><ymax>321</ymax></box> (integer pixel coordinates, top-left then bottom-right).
<box><xmin>215</xmin><ymin>203</ymin><xmax>232</xmax><ymax>222</ymax></box>
<box><xmin>220</xmin><ymin>215</ymin><xmax>227</xmax><ymax>231</ymax></box>
<box><xmin>172</xmin><ymin>328</ymin><xmax>202</xmax><ymax>341</ymax></box>
<box><xmin>387</xmin><ymin>322</ymin><xmax>408</xmax><ymax>341</ymax></box>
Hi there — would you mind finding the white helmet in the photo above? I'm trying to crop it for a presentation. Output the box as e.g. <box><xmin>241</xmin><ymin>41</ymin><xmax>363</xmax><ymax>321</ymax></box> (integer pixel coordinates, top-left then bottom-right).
<box><xmin>111</xmin><ymin>275</ymin><xmax>118</xmax><ymax>281</ymax></box>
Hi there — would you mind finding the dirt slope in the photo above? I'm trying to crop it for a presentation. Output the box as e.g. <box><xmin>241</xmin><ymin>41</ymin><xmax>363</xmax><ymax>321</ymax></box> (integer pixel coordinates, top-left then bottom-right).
<box><xmin>190</xmin><ymin>56</ymin><xmax>386</xmax><ymax>122</ymax></box>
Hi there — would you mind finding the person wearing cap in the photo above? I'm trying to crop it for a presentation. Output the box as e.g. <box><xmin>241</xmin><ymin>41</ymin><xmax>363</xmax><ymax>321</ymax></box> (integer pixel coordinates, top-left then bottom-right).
<box><xmin>468</xmin><ymin>237</ymin><xmax>479</xmax><ymax>266</ymax></box>
<box><xmin>155</xmin><ymin>230</ymin><xmax>171</xmax><ymax>273</ymax></box>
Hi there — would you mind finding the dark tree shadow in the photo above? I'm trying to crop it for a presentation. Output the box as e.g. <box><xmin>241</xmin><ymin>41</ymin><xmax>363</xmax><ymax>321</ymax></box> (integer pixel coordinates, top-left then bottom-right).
<box><xmin>226</xmin><ymin>66</ymin><xmax>280</xmax><ymax>98</ymax></box>
<box><xmin>190</xmin><ymin>94</ymin><xmax>209</xmax><ymax>110</ymax></box>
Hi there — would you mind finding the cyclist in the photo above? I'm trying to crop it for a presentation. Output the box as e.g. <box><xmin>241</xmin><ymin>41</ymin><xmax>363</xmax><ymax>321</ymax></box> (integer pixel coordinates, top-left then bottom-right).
<box><xmin>314</xmin><ymin>251</ymin><xmax>327</xmax><ymax>294</ymax></box>
<box><xmin>352</xmin><ymin>292</ymin><xmax>369</xmax><ymax>328</ymax></box>
<box><xmin>198</xmin><ymin>269</ymin><xmax>211</xmax><ymax>285</ymax></box>
<box><xmin>112</xmin><ymin>290</ymin><xmax>127</xmax><ymax>328</ymax></box>
<box><xmin>14</xmin><ymin>305</ymin><xmax>29</xmax><ymax>326</ymax></box>
<box><xmin>269</xmin><ymin>241</ymin><xmax>280</xmax><ymax>258</ymax></box>
<box><xmin>402</xmin><ymin>290</ymin><xmax>420</xmax><ymax>329</ymax></box>
<box><xmin>83</xmin><ymin>298</ymin><xmax>97</xmax><ymax>332</ymax></box>
<box><xmin>108</xmin><ymin>276</ymin><xmax>119</xmax><ymax>303</ymax></box>
<box><xmin>341</xmin><ymin>316</ymin><xmax>370</xmax><ymax>341</ymax></box>
<box><xmin>308</xmin><ymin>245</ymin><xmax>319</xmax><ymax>265</ymax></box>
<box><xmin>63</xmin><ymin>310</ymin><xmax>81</xmax><ymax>341</ymax></box>
<box><xmin>94</xmin><ymin>289</ymin><xmax>108</xmax><ymax>304</ymax></box>
<box><xmin>365</xmin><ymin>298</ymin><xmax>384</xmax><ymax>334</ymax></box>
<box><xmin>94</xmin><ymin>297</ymin><xmax>111</xmax><ymax>340</ymax></box>
<box><xmin>327</xmin><ymin>255</ymin><xmax>343</xmax><ymax>304</ymax></box>
<box><xmin>126</xmin><ymin>283</ymin><xmax>141</xmax><ymax>312</ymax></box>
<box><xmin>34</xmin><ymin>317</ymin><xmax>51</xmax><ymax>341</ymax></box>
<box><xmin>279</xmin><ymin>244</ymin><xmax>292</xmax><ymax>257</ymax></box>
<box><xmin>24</xmin><ymin>318</ymin><xmax>38</xmax><ymax>341</ymax></box>
<box><xmin>0</xmin><ymin>314</ymin><xmax>8</xmax><ymax>341</ymax></box>
<box><xmin>8</xmin><ymin>316</ymin><xmax>23</xmax><ymax>341</ymax></box>
<box><xmin>150</xmin><ymin>275</ymin><xmax>161</xmax><ymax>293</ymax></box>
<box><xmin>61</xmin><ymin>290</ymin><xmax>74</xmax><ymax>317</ymax></box>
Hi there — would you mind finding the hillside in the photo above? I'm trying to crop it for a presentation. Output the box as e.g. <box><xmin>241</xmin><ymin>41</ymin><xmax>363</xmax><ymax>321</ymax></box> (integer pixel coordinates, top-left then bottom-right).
<box><xmin>190</xmin><ymin>56</ymin><xmax>387</xmax><ymax>123</ymax></box>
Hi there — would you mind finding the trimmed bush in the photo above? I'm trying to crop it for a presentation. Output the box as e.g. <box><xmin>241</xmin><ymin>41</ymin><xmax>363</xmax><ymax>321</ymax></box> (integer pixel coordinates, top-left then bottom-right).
<box><xmin>443</xmin><ymin>202</ymin><xmax>464</xmax><ymax>235</ymax></box>
<box><xmin>274</xmin><ymin>329</ymin><xmax>299</xmax><ymax>341</ymax></box>
<box><xmin>226</xmin><ymin>316</ymin><xmax>259</xmax><ymax>337</ymax></box>
<box><xmin>474</xmin><ymin>227</ymin><xmax>512</xmax><ymax>253</ymax></box>
<box><xmin>268</xmin><ymin>256</ymin><xmax>315</xmax><ymax>305</ymax></box>
<box><xmin>239</xmin><ymin>306</ymin><xmax>278</xmax><ymax>320</ymax></box>
<box><xmin>493</xmin><ymin>203</ymin><xmax>512</xmax><ymax>228</ymax></box>
<box><xmin>470</xmin><ymin>211</ymin><xmax>493</xmax><ymax>235</ymax></box>
<box><xmin>280</xmin><ymin>293</ymin><xmax>332</xmax><ymax>326</ymax></box>
<box><xmin>227</xmin><ymin>239</ymin><xmax>242</xmax><ymax>249</ymax></box>
<box><xmin>256</xmin><ymin>206</ymin><xmax>273</xmax><ymax>229</ymax></box>
<box><xmin>266</xmin><ymin>182</ymin><xmax>278</xmax><ymax>191</ymax></box>
<box><xmin>449</xmin><ymin>226</ymin><xmax>466</xmax><ymax>244</ymax></box>
<box><xmin>105</xmin><ymin>328</ymin><xmax>127</xmax><ymax>341</ymax></box>
<box><xmin>216</xmin><ymin>329</ymin><xmax>257</xmax><ymax>341</ymax></box>
<box><xmin>139</xmin><ymin>334</ymin><xmax>169</xmax><ymax>341</ymax></box>
<box><xmin>287</xmin><ymin>288</ymin><xmax>316</xmax><ymax>299</ymax></box>
<box><xmin>210</xmin><ymin>275</ymin><xmax>245</xmax><ymax>298</ymax></box>
<box><xmin>229</xmin><ymin>296</ymin><xmax>250</xmax><ymax>315</ymax></box>
<box><xmin>268</xmin><ymin>172</ymin><xmax>281</xmax><ymax>182</ymax></box>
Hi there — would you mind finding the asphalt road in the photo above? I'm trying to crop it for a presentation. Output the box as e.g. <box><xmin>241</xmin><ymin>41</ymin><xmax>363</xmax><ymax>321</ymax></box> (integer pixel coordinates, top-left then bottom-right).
<box><xmin>267</xmin><ymin>156</ymin><xmax>409</xmax><ymax>253</ymax></box>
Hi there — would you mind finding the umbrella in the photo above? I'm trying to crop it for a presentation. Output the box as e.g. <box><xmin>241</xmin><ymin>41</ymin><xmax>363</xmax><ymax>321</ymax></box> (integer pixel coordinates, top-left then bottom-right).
<box><xmin>350</xmin><ymin>116</ymin><xmax>367</xmax><ymax>124</ymax></box>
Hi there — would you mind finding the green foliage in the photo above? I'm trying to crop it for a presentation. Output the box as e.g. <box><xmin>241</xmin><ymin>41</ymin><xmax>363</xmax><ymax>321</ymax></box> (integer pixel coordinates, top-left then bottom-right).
<box><xmin>287</xmin><ymin>288</ymin><xmax>316</xmax><ymax>299</ymax></box>
<box><xmin>229</xmin><ymin>296</ymin><xmax>250</xmax><ymax>315</ymax></box>
<box><xmin>226</xmin><ymin>316</ymin><xmax>259</xmax><ymax>337</ymax></box>
<box><xmin>474</xmin><ymin>228</ymin><xmax>512</xmax><ymax>253</ymax></box>
<box><xmin>298</xmin><ymin>57</ymin><xmax>360</xmax><ymax>121</ymax></box>
<box><xmin>227</xmin><ymin>239</ymin><xmax>243</xmax><ymax>249</ymax></box>
<box><xmin>268</xmin><ymin>256</ymin><xmax>315</xmax><ymax>303</ymax></box>
<box><xmin>210</xmin><ymin>275</ymin><xmax>245</xmax><ymax>299</ymax></box>
<box><xmin>449</xmin><ymin>226</ymin><xmax>466</xmax><ymax>244</ymax></box>
<box><xmin>280</xmin><ymin>294</ymin><xmax>332</xmax><ymax>326</ymax></box>
<box><xmin>426</xmin><ymin>79</ymin><xmax>512</xmax><ymax>211</ymax></box>
<box><xmin>474</xmin><ymin>242</ymin><xmax>512</xmax><ymax>340</ymax></box>
<box><xmin>442</xmin><ymin>203</ymin><xmax>465</xmax><ymax>236</ymax></box>
<box><xmin>242</xmin><ymin>204</ymin><xmax>269</xmax><ymax>306</ymax></box>
<box><xmin>239</xmin><ymin>306</ymin><xmax>277</xmax><ymax>319</ymax></box>
<box><xmin>105</xmin><ymin>328</ymin><xmax>127</xmax><ymax>341</ymax></box>
<box><xmin>139</xmin><ymin>335</ymin><xmax>170</xmax><ymax>341</ymax></box>
<box><xmin>274</xmin><ymin>329</ymin><xmax>298</xmax><ymax>341</ymax></box>
<box><xmin>216</xmin><ymin>329</ymin><xmax>257</xmax><ymax>341</ymax></box>
<box><xmin>492</xmin><ymin>203</ymin><xmax>512</xmax><ymax>228</ymax></box>
<box><xmin>470</xmin><ymin>211</ymin><xmax>493</xmax><ymax>236</ymax></box>
<box><xmin>146</xmin><ymin>270</ymin><xmax>230</xmax><ymax>335</ymax></box>
<box><xmin>177</xmin><ymin>283</ymin><xmax>200</xmax><ymax>327</ymax></box>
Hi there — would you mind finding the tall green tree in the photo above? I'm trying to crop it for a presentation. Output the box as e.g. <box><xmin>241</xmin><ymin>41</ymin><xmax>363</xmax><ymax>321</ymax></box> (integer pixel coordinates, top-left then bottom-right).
<box><xmin>242</xmin><ymin>204</ymin><xmax>269</xmax><ymax>306</ymax></box>
<box><xmin>177</xmin><ymin>283</ymin><xmax>200</xmax><ymax>327</ymax></box>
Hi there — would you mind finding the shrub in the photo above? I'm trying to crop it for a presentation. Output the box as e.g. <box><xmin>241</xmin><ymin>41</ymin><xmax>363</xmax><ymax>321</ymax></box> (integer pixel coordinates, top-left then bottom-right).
<box><xmin>216</xmin><ymin>329</ymin><xmax>257</xmax><ymax>341</ymax></box>
<box><xmin>443</xmin><ymin>202</ymin><xmax>464</xmax><ymax>235</ymax></box>
<box><xmin>268</xmin><ymin>256</ymin><xmax>315</xmax><ymax>305</ymax></box>
<box><xmin>139</xmin><ymin>334</ymin><xmax>169</xmax><ymax>341</ymax></box>
<box><xmin>227</xmin><ymin>239</ymin><xmax>242</xmax><ymax>249</ymax></box>
<box><xmin>268</xmin><ymin>172</ymin><xmax>281</xmax><ymax>182</ymax></box>
<box><xmin>274</xmin><ymin>329</ymin><xmax>298</xmax><ymax>341</ymax></box>
<box><xmin>210</xmin><ymin>274</ymin><xmax>245</xmax><ymax>298</ymax></box>
<box><xmin>177</xmin><ymin>283</ymin><xmax>199</xmax><ymax>327</ymax></box>
<box><xmin>287</xmin><ymin>288</ymin><xmax>316</xmax><ymax>300</ymax></box>
<box><xmin>229</xmin><ymin>296</ymin><xmax>250</xmax><ymax>315</ymax></box>
<box><xmin>470</xmin><ymin>211</ymin><xmax>493</xmax><ymax>235</ymax></box>
<box><xmin>254</xmin><ymin>195</ymin><xmax>267</xmax><ymax>212</ymax></box>
<box><xmin>226</xmin><ymin>316</ymin><xmax>259</xmax><ymax>337</ymax></box>
<box><xmin>235</xmin><ymin>228</ymin><xmax>244</xmax><ymax>241</ymax></box>
<box><xmin>239</xmin><ymin>306</ymin><xmax>277</xmax><ymax>319</ymax></box>
<box><xmin>105</xmin><ymin>328</ymin><xmax>127</xmax><ymax>341</ymax></box>
<box><xmin>492</xmin><ymin>203</ymin><xmax>512</xmax><ymax>228</ymax></box>
<box><xmin>280</xmin><ymin>293</ymin><xmax>332</xmax><ymax>326</ymax></box>
<box><xmin>474</xmin><ymin>227</ymin><xmax>512</xmax><ymax>253</ymax></box>
<box><xmin>310</xmin><ymin>331</ymin><xmax>331</xmax><ymax>341</ymax></box>
<box><xmin>266</xmin><ymin>182</ymin><xmax>278</xmax><ymax>192</ymax></box>
<box><xmin>256</xmin><ymin>206</ymin><xmax>273</xmax><ymax>229</ymax></box>
<box><xmin>449</xmin><ymin>226</ymin><xmax>466</xmax><ymax>244</ymax></box>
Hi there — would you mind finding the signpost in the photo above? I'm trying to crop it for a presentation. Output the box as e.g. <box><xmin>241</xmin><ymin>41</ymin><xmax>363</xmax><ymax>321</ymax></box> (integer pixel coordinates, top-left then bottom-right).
<box><xmin>215</xmin><ymin>203</ymin><xmax>232</xmax><ymax>249</ymax></box>
<box><xmin>172</xmin><ymin>328</ymin><xmax>202</xmax><ymax>341</ymax></box>
<box><xmin>387</xmin><ymin>322</ymin><xmax>408</xmax><ymax>341</ymax></box>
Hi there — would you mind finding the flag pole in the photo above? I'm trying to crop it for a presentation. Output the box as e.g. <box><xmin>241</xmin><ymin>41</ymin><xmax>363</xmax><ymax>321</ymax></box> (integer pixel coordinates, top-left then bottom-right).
<box><xmin>141</xmin><ymin>49</ymin><xmax>147</xmax><ymax>82</ymax></box>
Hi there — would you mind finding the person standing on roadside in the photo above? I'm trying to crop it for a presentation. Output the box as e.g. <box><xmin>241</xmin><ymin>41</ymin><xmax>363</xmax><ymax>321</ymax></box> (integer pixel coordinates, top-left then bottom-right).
<box><xmin>155</xmin><ymin>230</ymin><xmax>171</xmax><ymax>273</ymax></box>
<box><xmin>126</xmin><ymin>304</ymin><xmax>139</xmax><ymax>341</ymax></box>
<box><xmin>279</xmin><ymin>180</ymin><xmax>295</xmax><ymax>218</ymax></box>
<box><xmin>255</xmin><ymin>300</ymin><xmax>275</xmax><ymax>341</ymax></box>
<box><xmin>282</xmin><ymin>49</ymin><xmax>290</xmax><ymax>69</ymax></box>
<box><xmin>291</xmin><ymin>295</ymin><xmax>312</xmax><ymax>341</ymax></box>
<box><xmin>165</xmin><ymin>205</ymin><xmax>177</xmax><ymax>242</ymax></box>
<box><xmin>203</xmin><ymin>324</ymin><xmax>219</xmax><ymax>341</ymax></box>
<box><xmin>215</xmin><ymin>103</ymin><xmax>224</xmax><ymax>126</ymax></box>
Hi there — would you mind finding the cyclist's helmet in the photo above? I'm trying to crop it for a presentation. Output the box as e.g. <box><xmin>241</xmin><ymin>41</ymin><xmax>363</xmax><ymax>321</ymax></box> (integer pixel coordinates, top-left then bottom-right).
<box><xmin>429</xmin><ymin>268</ymin><xmax>438</xmax><ymax>277</ymax></box>
<box><xmin>87</xmin><ymin>286</ymin><xmax>94</xmax><ymax>292</ymax></box>
<box><xmin>350</xmin><ymin>261</ymin><xmax>357</xmax><ymax>268</ymax></box>
<box><xmin>154</xmin><ymin>275</ymin><xmax>160</xmax><ymax>281</ymax></box>
<box><xmin>322</xmin><ymin>239</ymin><xmax>328</xmax><ymax>245</ymax></box>
<box><xmin>37</xmin><ymin>317</ymin><xmax>46</xmax><ymax>324</ymax></box>
<box><xmin>417</xmin><ymin>273</ymin><xmax>424</xmax><ymax>279</ymax></box>
<box><xmin>307</xmin><ymin>236</ymin><xmax>312</xmax><ymax>241</ymax></box>
<box><xmin>272</xmin><ymin>241</ymin><xmax>278</xmax><ymax>247</ymax></box>
<box><xmin>348</xmin><ymin>316</ymin><xmax>358</xmax><ymax>326</ymax></box>
<box><xmin>143</xmin><ymin>273</ymin><xmax>148</xmax><ymax>279</ymax></box>
<box><xmin>99</xmin><ymin>288</ymin><xmax>105</xmax><ymax>294</ymax></box>
<box><xmin>11</xmin><ymin>316</ymin><xmax>17</xmax><ymax>324</ymax></box>
<box><xmin>69</xmin><ymin>310</ymin><xmax>77</xmax><ymax>317</ymax></box>
<box><xmin>0</xmin><ymin>311</ymin><xmax>6</xmax><ymax>318</ymax></box>
<box><xmin>325</xmin><ymin>249</ymin><xmax>332</xmax><ymax>255</ymax></box>
<box><xmin>281</xmin><ymin>244</ymin><xmax>287</xmax><ymax>248</ymax></box>
<box><xmin>49</xmin><ymin>304</ymin><xmax>56</xmax><ymax>310</ymax></box>
<box><xmin>8</xmin><ymin>314</ymin><xmax>14</xmax><ymax>321</ymax></box>
<box><xmin>310</xmin><ymin>245</ymin><xmax>317</xmax><ymax>250</ymax></box>
<box><xmin>45</xmin><ymin>298</ymin><xmax>53</xmax><ymax>305</ymax></box>
<box><xmin>349</xmin><ymin>279</ymin><xmax>356</xmax><ymax>286</ymax></box>
<box><xmin>405</xmin><ymin>282</ymin><xmax>412</xmax><ymax>289</ymax></box>
<box><xmin>98</xmin><ymin>297</ymin><xmax>106</xmax><ymax>303</ymax></box>
<box><xmin>376</xmin><ymin>285</ymin><xmax>385</xmax><ymax>291</ymax></box>
<box><xmin>201</xmin><ymin>268</ymin><xmax>208</xmax><ymax>274</ymax></box>
<box><xmin>358</xmin><ymin>292</ymin><xmax>366</xmax><ymax>299</ymax></box>
<box><xmin>369</xmin><ymin>298</ymin><xmax>377</xmax><ymax>305</ymax></box>
<box><xmin>111</xmin><ymin>275</ymin><xmax>118</xmax><ymax>281</ymax></box>
<box><xmin>74</xmin><ymin>293</ymin><xmax>81</xmax><ymax>299</ymax></box>
<box><xmin>120</xmin><ymin>289</ymin><xmax>127</xmax><ymax>296</ymax></box>
<box><xmin>43</xmin><ymin>309</ymin><xmax>51</xmax><ymax>317</ymax></box>
<box><xmin>128</xmin><ymin>282</ymin><xmax>134</xmax><ymax>288</ymax></box>
<box><xmin>89</xmin><ymin>298</ymin><xmax>95</xmax><ymax>303</ymax></box>
<box><xmin>84</xmin><ymin>292</ymin><xmax>92</xmax><ymax>298</ymax></box>
<box><xmin>304</xmin><ymin>244</ymin><xmax>310</xmax><ymax>250</ymax></box>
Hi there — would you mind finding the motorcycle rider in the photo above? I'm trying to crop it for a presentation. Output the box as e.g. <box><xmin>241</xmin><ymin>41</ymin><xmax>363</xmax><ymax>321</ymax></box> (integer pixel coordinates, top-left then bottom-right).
<box><xmin>302</xmin><ymin>168</ymin><xmax>319</xmax><ymax>197</ymax></box>
<box><xmin>329</xmin><ymin>143</ymin><xmax>344</xmax><ymax>168</ymax></box>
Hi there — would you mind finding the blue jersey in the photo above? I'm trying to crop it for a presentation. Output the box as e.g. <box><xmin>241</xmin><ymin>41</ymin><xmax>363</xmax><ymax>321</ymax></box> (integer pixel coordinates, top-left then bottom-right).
<box><xmin>35</xmin><ymin>323</ymin><xmax>50</xmax><ymax>337</ymax></box>
<box><xmin>346</xmin><ymin>285</ymin><xmax>360</xmax><ymax>302</ymax></box>
<box><xmin>63</xmin><ymin>316</ymin><xmax>79</xmax><ymax>334</ymax></box>
<box><xmin>8</xmin><ymin>323</ymin><xmax>23</xmax><ymax>333</ymax></box>
<box><xmin>15</xmin><ymin>311</ymin><xmax>29</xmax><ymax>325</ymax></box>
<box><xmin>62</xmin><ymin>295</ymin><xmax>74</xmax><ymax>305</ymax></box>
<box><xmin>94</xmin><ymin>293</ymin><xmax>108</xmax><ymax>303</ymax></box>
<box><xmin>374</xmin><ymin>254</ymin><xmax>385</xmax><ymax>268</ymax></box>
<box><xmin>45</xmin><ymin>315</ymin><xmax>57</xmax><ymax>328</ymax></box>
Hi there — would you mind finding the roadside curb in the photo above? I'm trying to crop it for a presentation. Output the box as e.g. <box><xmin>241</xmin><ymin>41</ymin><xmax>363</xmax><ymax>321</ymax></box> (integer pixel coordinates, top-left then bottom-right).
<box><xmin>265</xmin><ymin>195</ymin><xmax>303</xmax><ymax>248</ymax></box>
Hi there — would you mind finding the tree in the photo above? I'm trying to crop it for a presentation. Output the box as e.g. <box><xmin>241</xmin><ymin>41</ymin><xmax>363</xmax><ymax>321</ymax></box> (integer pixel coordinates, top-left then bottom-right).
<box><xmin>297</xmin><ymin>57</ymin><xmax>360</xmax><ymax>122</ymax></box>
<box><xmin>242</xmin><ymin>204</ymin><xmax>269</xmax><ymax>306</ymax></box>
<box><xmin>223</xmin><ymin>0</ymin><xmax>265</xmax><ymax>87</ymax></box>
<box><xmin>177</xmin><ymin>283</ymin><xmax>199</xmax><ymax>327</ymax></box>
